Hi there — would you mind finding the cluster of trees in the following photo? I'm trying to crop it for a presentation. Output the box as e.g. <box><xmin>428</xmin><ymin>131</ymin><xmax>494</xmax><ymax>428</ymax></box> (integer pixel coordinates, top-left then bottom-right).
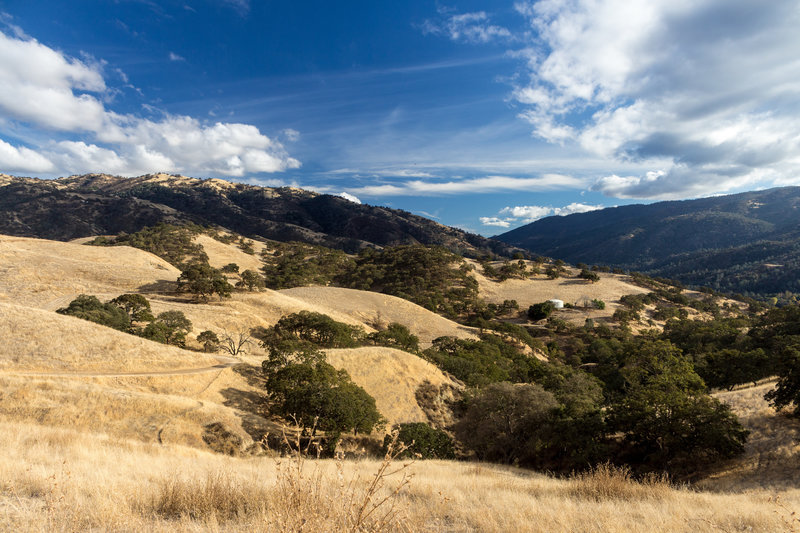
<box><xmin>257</xmin><ymin>311</ymin><xmax>408</xmax><ymax>450</ymax></box>
<box><xmin>439</xmin><ymin>329</ymin><xmax>749</xmax><ymax>476</ymax></box>
<box><xmin>256</xmin><ymin>311</ymin><xmax>420</xmax><ymax>357</ymax></box>
<box><xmin>88</xmin><ymin>223</ymin><xmax>208</xmax><ymax>267</ymax></box>
<box><xmin>480</xmin><ymin>259</ymin><xmax>531</xmax><ymax>281</ymax></box>
<box><xmin>57</xmin><ymin>294</ymin><xmax>192</xmax><ymax>347</ymax></box>
<box><xmin>262</xmin><ymin>243</ymin><xmax>481</xmax><ymax>319</ymax></box>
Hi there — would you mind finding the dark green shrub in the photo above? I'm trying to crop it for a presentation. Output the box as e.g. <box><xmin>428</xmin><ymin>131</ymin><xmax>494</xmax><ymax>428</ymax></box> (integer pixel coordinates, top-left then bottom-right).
<box><xmin>383</xmin><ymin>423</ymin><xmax>455</xmax><ymax>459</ymax></box>
<box><xmin>528</xmin><ymin>301</ymin><xmax>556</xmax><ymax>321</ymax></box>
<box><xmin>367</xmin><ymin>323</ymin><xmax>420</xmax><ymax>353</ymax></box>
<box><xmin>178</xmin><ymin>263</ymin><xmax>233</xmax><ymax>301</ymax></box>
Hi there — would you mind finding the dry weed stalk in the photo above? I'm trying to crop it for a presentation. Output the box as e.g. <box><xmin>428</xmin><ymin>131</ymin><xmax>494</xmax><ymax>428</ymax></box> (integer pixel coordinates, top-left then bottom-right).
<box><xmin>273</xmin><ymin>421</ymin><xmax>414</xmax><ymax>532</ymax></box>
<box><xmin>770</xmin><ymin>495</ymin><xmax>800</xmax><ymax>532</ymax></box>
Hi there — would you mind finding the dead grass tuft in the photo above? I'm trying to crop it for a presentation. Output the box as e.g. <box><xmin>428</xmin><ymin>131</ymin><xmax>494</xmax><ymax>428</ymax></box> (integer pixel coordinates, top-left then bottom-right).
<box><xmin>567</xmin><ymin>463</ymin><xmax>674</xmax><ymax>502</ymax></box>
<box><xmin>151</xmin><ymin>470</ymin><xmax>267</xmax><ymax>521</ymax></box>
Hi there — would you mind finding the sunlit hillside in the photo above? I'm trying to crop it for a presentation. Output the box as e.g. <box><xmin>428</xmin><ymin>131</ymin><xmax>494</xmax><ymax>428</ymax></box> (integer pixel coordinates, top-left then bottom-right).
<box><xmin>1</xmin><ymin>232</ymin><xmax>799</xmax><ymax>531</ymax></box>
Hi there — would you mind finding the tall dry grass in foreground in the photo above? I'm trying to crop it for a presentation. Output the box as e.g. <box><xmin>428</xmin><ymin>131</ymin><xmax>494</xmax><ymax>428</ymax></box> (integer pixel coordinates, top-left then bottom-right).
<box><xmin>2</xmin><ymin>419</ymin><xmax>799</xmax><ymax>532</ymax></box>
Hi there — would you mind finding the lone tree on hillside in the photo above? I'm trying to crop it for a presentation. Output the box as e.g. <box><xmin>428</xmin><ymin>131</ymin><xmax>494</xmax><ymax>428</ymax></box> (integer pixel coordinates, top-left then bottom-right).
<box><xmin>140</xmin><ymin>310</ymin><xmax>192</xmax><ymax>347</ymax></box>
<box><xmin>197</xmin><ymin>330</ymin><xmax>221</xmax><ymax>352</ymax></box>
<box><xmin>262</xmin><ymin>347</ymin><xmax>384</xmax><ymax>448</ymax></box>
<box><xmin>528</xmin><ymin>301</ymin><xmax>556</xmax><ymax>321</ymax></box>
<box><xmin>236</xmin><ymin>269</ymin><xmax>266</xmax><ymax>291</ymax></box>
<box><xmin>579</xmin><ymin>269</ymin><xmax>600</xmax><ymax>283</ymax></box>
<box><xmin>177</xmin><ymin>263</ymin><xmax>233</xmax><ymax>301</ymax></box>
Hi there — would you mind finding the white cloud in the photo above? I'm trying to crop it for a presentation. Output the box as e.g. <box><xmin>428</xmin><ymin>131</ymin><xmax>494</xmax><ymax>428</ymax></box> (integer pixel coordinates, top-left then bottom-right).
<box><xmin>484</xmin><ymin>202</ymin><xmax>604</xmax><ymax>226</ymax></box>
<box><xmin>168</xmin><ymin>52</ymin><xmax>185</xmax><ymax>61</ymax></box>
<box><xmin>423</xmin><ymin>10</ymin><xmax>512</xmax><ymax>44</ymax></box>
<box><xmin>0</xmin><ymin>138</ymin><xmax>54</xmax><ymax>172</ymax></box>
<box><xmin>337</xmin><ymin>192</ymin><xmax>361</xmax><ymax>204</ymax></box>
<box><xmin>479</xmin><ymin>216</ymin><xmax>512</xmax><ymax>228</ymax></box>
<box><xmin>282</xmin><ymin>128</ymin><xmax>300</xmax><ymax>142</ymax></box>
<box><xmin>344</xmin><ymin>174</ymin><xmax>583</xmax><ymax>197</ymax></box>
<box><xmin>0</xmin><ymin>30</ymin><xmax>299</xmax><ymax>177</ymax></box>
<box><xmin>510</xmin><ymin>0</ymin><xmax>800</xmax><ymax>199</ymax></box>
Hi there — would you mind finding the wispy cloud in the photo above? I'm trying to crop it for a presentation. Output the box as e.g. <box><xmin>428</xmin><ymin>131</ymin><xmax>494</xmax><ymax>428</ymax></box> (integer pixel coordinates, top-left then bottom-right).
<box><xmin>479</xmin><ymin>216</ymin><xmax>512</xmax><ymax>228</ymax></box>
<box><xmin>0</xmin><ymin>29</ymin><xmax>299</xmax><ymax>176</ymax></box>
<box><xmin>336</xmin><ymin>174</ymin><xmax>583</xmax><ymax>197</ymax></box>
<box><xmin>168</xmin><ymin>52</ymin><xmax>185</xmax><ymax>61</ymax></box>
<box><xmin>220</xmin><ymin>0</ymin><xmax>249</xmax><ymax>16</ymax></box>
<box><xmin>423</xmin><ymin>9</ymin><xmax>513</xmax><ymax>44</ymax></box>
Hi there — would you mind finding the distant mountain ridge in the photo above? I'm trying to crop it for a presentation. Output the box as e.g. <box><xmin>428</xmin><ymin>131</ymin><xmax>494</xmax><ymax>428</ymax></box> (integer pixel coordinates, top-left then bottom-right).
<box><xmin>0</xmin><ymin>173</ymin><xmax>517</xmax><ymax>257</ymax></box>
<box><xmin>496</xmin><ymin>186</ymin><xmax>800</xmax><ymax>297</ymax></box>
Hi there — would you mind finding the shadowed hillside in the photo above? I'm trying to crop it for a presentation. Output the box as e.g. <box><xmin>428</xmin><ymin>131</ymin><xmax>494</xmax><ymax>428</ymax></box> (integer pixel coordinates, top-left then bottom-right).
<box><xmin>0</xmin><ymin>173</ymin><xmax>518</xmax><ymax>257</ymax></box>
<box><xmin>496</xmin><ymin>186</ymin><xmax>800</xmax><ymax>297</ymax></box>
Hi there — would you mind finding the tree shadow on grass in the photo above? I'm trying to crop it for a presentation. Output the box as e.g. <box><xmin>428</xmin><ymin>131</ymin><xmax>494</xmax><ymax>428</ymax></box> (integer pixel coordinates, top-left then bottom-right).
<box><xmin>219</xmin><ymin>363</ymin><xmax>282</xmax><ymax>444</ymax></box>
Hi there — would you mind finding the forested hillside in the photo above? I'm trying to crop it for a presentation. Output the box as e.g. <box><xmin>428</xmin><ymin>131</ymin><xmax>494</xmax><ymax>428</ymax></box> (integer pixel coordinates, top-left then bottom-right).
<box><xmin>0</xmin><ymin>173</ymin><xmax>517</xmax><ymax>257</ymax></box>
<box><xmin>496</xmin><ymin>186</ymin><xmax>800</xmax><ymax>298</ymax></box>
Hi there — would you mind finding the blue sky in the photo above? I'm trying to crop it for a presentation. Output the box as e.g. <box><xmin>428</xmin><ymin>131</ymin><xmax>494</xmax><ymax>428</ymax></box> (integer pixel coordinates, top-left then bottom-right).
<box><xmin>1</xmin><ymin>1</ymin><xmax>799</xmax><ymax>235</ymax></box>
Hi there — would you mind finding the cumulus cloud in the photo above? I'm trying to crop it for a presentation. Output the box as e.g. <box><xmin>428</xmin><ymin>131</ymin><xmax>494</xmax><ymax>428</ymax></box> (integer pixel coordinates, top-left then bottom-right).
<box><xmin>0</xmin><ymin>138</ymin><xmax>54</xmax><ymax>173</ymax></box>
<box><xmin>481</xmin><ymin>202</ymin><xmax>603</xmax><ymax>227</ymax></box>
<box><xmin>423</xmin><ymin>10</ymin><xmax>512</xmax><ymax>44</ymax></box>
<box><xmin>0</xmin><ymin>30</ymin><xmax>299</xmax><ymax>176</ymax></box>
<box><xmin>511</xmin><ymin>0</ymin><xmax>800</xmax><ymax>199</ymax></box>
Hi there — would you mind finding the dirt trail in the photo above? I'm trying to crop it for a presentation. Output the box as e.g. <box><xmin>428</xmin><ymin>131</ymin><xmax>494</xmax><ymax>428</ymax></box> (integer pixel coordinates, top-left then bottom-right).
<box><xmin>0</xmin><ymin>355</ymin><xmax>240</xmax><ymax>378</ymax></box>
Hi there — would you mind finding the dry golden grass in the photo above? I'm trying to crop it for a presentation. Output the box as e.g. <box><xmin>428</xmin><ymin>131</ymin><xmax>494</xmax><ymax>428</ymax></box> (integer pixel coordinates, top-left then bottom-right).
<box><xmin>470</xmin><ymin>260</ymin><xmax>649</xmax><ymax>314</ymax></box>
<box><xmin>194</xmin><ymin>234</ymin><xmax>265</xmax><ymax>272</ymax></box>
<box><xmin>279</xmin><ymin>286</ymin><xmax>478</xmax><ymax>345</ymax></box>
<box><xmin>326</xmin><ymin>347</ymin><xmax>462</xmax><ymax>426</ymax></box>
<box><xmin>0</xmin><ymin>302</ymin><xmax>219</xmax><ymax>372</ymax></box>
<box><xmin>3</xmin><ymin>233</ymin><xmax>800</xmax><ymax>531</ymax></box>
<box><xmin>0</xmin><ymin>371</ymin><xmax>254</xmax><ymax>450</ymax></box>
<box><xmin>0</xmin><ymin>234</ymin><xmax>179</xmax><ymax>310</ymax></box>
<box><xmin>703</xmin><ymin>383</ymin><xmax>800</xmax><ymax>491</ymax></box>
<box><xmin>1</xmin><ymin>419</ymin><xmax>799</xmax><ymax>532</ymax></box>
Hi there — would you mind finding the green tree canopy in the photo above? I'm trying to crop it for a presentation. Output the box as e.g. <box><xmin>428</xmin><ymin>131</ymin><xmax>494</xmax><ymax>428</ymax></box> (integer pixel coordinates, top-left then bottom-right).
<box><xmin>610</xmin><ymin>340</ymin><xmax>748</xmax><ymax>475</ymax></box>
<box><xmin>109</xmin><ymin>293</ymin><xmax>154</xmax><ymax>323</ymax></box>
<box><xmin>178</xmin><ymin>263</ymin><xmax>233</xmax><ymax>301</ymax></box>
<box><xmin>262</xmin><ymin>348</ymin><xmax>384</xmax><ymax>441</ymax></box>
<box><xmin>236</xmin><ymin>269</ymin><xmax>266</xmax><ymax>291</ymax></box>
<box><xmin>56</xmin><ymin>294</ymin><xmax>130</xmax><ymax>331</ymax></box>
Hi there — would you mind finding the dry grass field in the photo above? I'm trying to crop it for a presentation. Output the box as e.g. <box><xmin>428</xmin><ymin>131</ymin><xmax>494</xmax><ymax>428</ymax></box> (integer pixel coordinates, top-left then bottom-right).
<box><xmin>326</xmin><ymin>347</ymin><xmax>462</xmax><ymax>426</ymax></box>
<box><xmin>470</xmin><ymin>261</ymin><xmax>649</xmax><ymax>311</ymax></box>
<box><xmin>2</xmin><ymin>233</ymin><xmax>800</xmax><ymax>530</ymax></box>
<box><xmin>279</xmin><ymin>287</ymin><xmax>478</xmax><ymax>345</ymax></box>
<box><xmin>194</xmin><ymin>234</ymin><xmax>265</xmax><ymax>272</ymax></box>
<box><xmin>1</xmin><ymin>418</ymin><xmax>799</xmax><ymax>532</ymax></box>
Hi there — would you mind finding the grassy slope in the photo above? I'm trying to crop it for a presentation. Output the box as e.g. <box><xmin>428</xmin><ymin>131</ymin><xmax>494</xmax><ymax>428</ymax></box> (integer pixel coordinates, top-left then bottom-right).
<box><xmin>2</xmin><ymin>233</ymin><xmax>799</xmax><ymax>530</ymax></box>
<box><xmin>1</xmin><ymin>418</ymin><xmax>798</xmax><ymax>532</ymax></box>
